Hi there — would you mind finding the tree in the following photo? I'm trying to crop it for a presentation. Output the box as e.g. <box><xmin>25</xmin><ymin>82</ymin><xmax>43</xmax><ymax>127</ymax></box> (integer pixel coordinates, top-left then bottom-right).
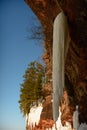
<box><xmin>19</xmin><ymin>61</ymin><xmax>45</xmax><ymax>115</ymax></box>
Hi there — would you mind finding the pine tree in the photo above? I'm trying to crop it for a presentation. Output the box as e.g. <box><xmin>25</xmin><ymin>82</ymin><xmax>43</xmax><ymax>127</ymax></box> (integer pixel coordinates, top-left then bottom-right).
<box><xmin>19</xmin><ymin>61</ymin><xmax>45</xmax><ymax>115</ymax></box>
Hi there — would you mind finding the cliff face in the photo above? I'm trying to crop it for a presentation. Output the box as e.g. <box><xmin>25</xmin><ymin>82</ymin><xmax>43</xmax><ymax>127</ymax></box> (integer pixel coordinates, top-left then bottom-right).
<box><xmin>60</xmin><ymin>0</ymin><xmax>87</xmax><ymax>124</ymax></box>
<box><xmin>25</xmin><ymin>0</ymin><xmax>87</xmax><ymax>126</ymax></box>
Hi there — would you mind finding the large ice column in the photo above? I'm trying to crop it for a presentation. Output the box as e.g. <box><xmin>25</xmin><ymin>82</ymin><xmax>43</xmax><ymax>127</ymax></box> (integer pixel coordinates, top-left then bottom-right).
<box><xmin>53</xmin><ymin>11</ymin><xmax>69</xmax><ymax>121</ymax></box>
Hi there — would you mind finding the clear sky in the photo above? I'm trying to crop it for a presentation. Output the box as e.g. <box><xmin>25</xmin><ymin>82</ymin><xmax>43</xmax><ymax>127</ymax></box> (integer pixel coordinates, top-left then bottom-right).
<box><xmin>0</xmin><ymin>0</ymin><xmax>43</xmax><ymax>130</ymax></box>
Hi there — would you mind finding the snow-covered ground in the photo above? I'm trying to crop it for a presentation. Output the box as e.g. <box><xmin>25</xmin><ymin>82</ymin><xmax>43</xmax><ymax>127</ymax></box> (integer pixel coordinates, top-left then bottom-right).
<box><xmin>26</xmin><ymin>104</ymin><xmax>87</xmax><ymax>130</ymax></box>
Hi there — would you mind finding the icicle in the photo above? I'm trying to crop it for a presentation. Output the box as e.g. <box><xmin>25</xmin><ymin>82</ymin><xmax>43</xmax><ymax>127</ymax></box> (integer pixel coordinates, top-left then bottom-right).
<box><xmin>53</xmin><ymin>11</ymin><xmax>69</xmax><ymax>121</ymax></box>
<box><xmin>73</xmin><ymin>105</ymin><xmax>79</xmax><ymax>130</ymax></box>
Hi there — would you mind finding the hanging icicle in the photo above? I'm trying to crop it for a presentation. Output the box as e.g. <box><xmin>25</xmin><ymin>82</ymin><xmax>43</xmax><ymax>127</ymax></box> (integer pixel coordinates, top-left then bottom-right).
<box><xmin>73</xmin><ymin>105</ymin><xmax>79</xmax><ymax>130</ymax></box>
<box><xmin>52</xmin><ymin>11</ymin><xmax>69</xmax><ymax>121</ymax></box>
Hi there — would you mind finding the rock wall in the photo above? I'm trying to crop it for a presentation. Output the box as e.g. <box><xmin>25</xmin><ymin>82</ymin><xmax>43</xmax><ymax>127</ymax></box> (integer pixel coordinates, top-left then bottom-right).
<box><xmin>25</xmin><ymin>0</ymin><xmax>87</xmax><ymax>125</ymax></box>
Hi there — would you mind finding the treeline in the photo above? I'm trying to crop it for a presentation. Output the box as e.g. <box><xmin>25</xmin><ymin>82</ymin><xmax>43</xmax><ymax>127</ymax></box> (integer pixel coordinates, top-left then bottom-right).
<box><xmin>19</xmin><ymin>61</ymin><xmax>46</xmax><ymax>115</ymax></box>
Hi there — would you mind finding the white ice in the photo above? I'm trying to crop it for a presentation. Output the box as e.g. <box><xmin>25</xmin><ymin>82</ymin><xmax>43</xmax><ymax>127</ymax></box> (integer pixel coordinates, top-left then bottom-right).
<box><xmin>53</xmin><ymin>11</ymin><xmax>69</xmax><ymax>121</ymax></box>
<box><xmin>27</xmin><ymin>104</ymin><xmax>87</xmax><ymax>130</ymax></box>
<box><xmin>27</xmin><ymin>103</ymin><xmax>43</xmax><ymax>129</ymax></box>
<box><xmin>73</xmin><ymin>106</ymin><xmax>79</xmax><ymax>130</ymax></box>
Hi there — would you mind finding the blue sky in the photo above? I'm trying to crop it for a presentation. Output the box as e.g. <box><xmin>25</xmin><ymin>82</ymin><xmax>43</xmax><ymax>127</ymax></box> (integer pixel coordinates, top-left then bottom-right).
<box><xmin>0</xmin><ymin>0</ymin><xmax>43</xmax><ymax>130</ymax></box>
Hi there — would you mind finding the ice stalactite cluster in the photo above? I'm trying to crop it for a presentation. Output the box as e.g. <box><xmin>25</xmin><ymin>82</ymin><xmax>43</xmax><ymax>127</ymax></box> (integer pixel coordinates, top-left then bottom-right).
<box><xmin>48</xmin><ymin>106</ymin><xmax>87</xmax><ymax>130</ymax></box>
<box><xmin>26</xmin><ymin>105</ymin><xmax>87</xmax><ymax>130</ymax></box>
<box><xmin>26</xmin><ymin>103</ymin><xmax>43</xmax><ymax>130</ymax></box>
<box><xmin>46</xmin><ymin>106</ymin><xmax>87</xmax><ymax>130</ymax></box>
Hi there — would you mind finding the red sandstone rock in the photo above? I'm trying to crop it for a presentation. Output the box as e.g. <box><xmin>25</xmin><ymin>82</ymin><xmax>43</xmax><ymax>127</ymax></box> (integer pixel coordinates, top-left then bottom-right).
<box><xmin>25</xmin><ymin>0</ymin><xmax>87</xmax><ymax>126</ymax></box>
<box><xmin>60</xmin><ymin>91</ymin><xmax>75</xmax><ymax>126</ymax></box>
<box><xmin>32</xmin><ymin>119</ymin><xmax>55</xmax><ymax>130</ymax></box>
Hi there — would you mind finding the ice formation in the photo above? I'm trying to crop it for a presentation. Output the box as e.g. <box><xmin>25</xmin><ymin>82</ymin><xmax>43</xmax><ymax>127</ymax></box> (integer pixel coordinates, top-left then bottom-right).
<box><xmin>51</xmin><ymin>107</ymin><xmax>73</xmax><ymax>130</ymax></box>
<box><xmin>53</xmin><ymin>11</ymin><xmax>69</xmax><ymax>121</ymax></box>
<box><xmin>26</xmin><ymin>104</ymin><xmax>87</xmax><ymax>130</ymax></box>
<box><xmin>27</xmin><ymin>103</ymin><xmax>43</xmax><ymax>129</ymax></box>
<box><xmin>73</xmin><ymin>106</ymin><xmax>79</xmax><ymax>130</ymax></box>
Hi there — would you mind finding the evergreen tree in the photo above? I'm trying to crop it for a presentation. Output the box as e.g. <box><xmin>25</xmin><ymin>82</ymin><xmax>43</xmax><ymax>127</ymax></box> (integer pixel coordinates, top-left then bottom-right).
<box><xmin>19</xmin><ymin>61</ymin><xmax>45</xmax><ymax>115</ymax></box>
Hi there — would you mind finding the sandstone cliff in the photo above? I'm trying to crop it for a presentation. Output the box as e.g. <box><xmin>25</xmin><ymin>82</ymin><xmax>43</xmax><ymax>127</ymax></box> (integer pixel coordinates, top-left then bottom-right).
<box><xmin>25</xmin><ymin>0</ymin><xmax>87</xmax><ymax>127</ymax></box>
